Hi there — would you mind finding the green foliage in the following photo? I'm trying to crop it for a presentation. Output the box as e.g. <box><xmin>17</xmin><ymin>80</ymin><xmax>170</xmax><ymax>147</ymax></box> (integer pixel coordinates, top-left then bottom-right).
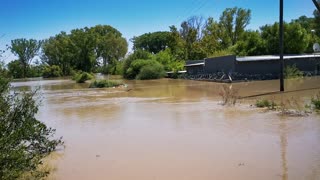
<box><xmin>99</xmin><ymin>61</ymin><xmax>124</xmax><ymax>75</ymax></box>
<box><xmin>0</xmin><ymin>61</ymin><xmax>9</xmax><ymax>78</ymax></box>
<box><xmin>209</xmin><ymin>49</ymin><xmax>233</xmax><ymax>58</ymax></box>
<box><xmin>256</xmin><ymin>99</ymin><xmax>277</xmax><ymax>109</ymax></box>
<box><xmin>0</xmin><ymin>75</ymin><xmax>63</xmax><ymax>179</ymax></box>
<box><xmin>137</xmin><ymin>63</ymin><xmax>166</xmax><ymax>80</ymax></box>
<box><xmin>311</xmin><ymin>92</ymin><xmax>320</xmax><ymax>111</ymax></box>
<box><xmin>10</xmin><ymin>39</ymin><xmax>42</xmax><ymax>78</ymax></box>
<box><xmin>89</xmin><ymin>80</ymin><xmax>124</xmax><ymax>88</ymax></box>
<box><xmin>153</xmin><ymin>49</ymin><xmax>185</xmax><ymax>72</ymax></box>
<box><xmin>72</xmin><ymin>72</ymin><xmax>94</xmax><ymax>83</ymax></box>
<box><xmin>7</xmin><ymin>60</ymin><xmax>24</xmax><ymax>79</ymax></box>
<box><xmin>219</xmin><ymin>7</ymin><xmax>251</xmax><ymax>47</ymax></box>
<box><xmin>284</xmin><ymin>64</ymin><xmax>303</xmax><ymax>79</ymax></box>
<box><xmin>42</xmin><ymin>65</ymin><xmax>63</xmax><ymax>78</ymax></box>
<box><xmin>122</xmin><ymin>50</ymin><xmax>153</xmax><ymax>79</ymax></box>
<box><xmin>8</xmin><ymin>60</ymin><xmax>43</xmax><ymax>79</ymax></box>
<box><xmin>42</xmin><ymin>32</ymin><xmax>75</xmax><ymax>76</ymax></box>
<box><xmin>91</xmin><ymin>25</ymin><xmax>128</xmax><ymax>68</ymax></box>
<box><xmin>42</xmin><ymin>25</ymin><xmax>128</xmax><ymax>75</ymax></box>
<box><xmin>132</xmin><ymin>31</ymin><xmax>171</xmax><ymax>54</ymax></box>
<box><xmin>124</xmin><ymin>58</ymin><xmax>165</xmax><ymax>80</ymax></box>
<box><xmin>233</xmin><ymin>30</ymin><xmax>266</xmax><ymax>56</ymax></box>
<box><xmin>261</xmin><ymin>22</ymin><xmax>311</xmax><ymax>54</ymax></box>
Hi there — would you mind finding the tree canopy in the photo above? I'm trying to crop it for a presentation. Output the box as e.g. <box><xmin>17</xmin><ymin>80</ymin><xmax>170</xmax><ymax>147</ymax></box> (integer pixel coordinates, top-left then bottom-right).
<box><xmin>10</xmin><ymin>39</ymin><xmax>42</xmax><ymax>78</ymax></box>
<box><xmin>132</xmin><ymin>31</ymin><xmax>171</xmax><ymax>54</ymax></box>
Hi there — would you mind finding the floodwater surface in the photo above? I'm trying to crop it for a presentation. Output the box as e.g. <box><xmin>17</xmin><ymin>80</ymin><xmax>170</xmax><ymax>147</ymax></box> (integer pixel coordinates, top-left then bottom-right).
<box><xmin>11</xmin><ymin>77</ymin><xmax>320</xmax><ymax>180</ymax></box>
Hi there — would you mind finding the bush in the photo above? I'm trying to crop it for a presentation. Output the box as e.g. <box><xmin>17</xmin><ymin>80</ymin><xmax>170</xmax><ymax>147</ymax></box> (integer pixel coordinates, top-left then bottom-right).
<box><xmin>311</xmin><ymin>92</ymin><xmax>320</xmax><ymax>111</ymax></box>
<box><xmin>137</xmin><ymin>63</ymin><xmax>166</xmax><ymax>80</ymax></box>
<box><xmin>284</xmin><ymin>64</ymin><xmax>303</xmax><ymax>79</ymax></box>
<box><xmin>42</xmin><ymin>65</ymin><xmax>63</xmax><ymax>78</ymax></box>
<box><xmin>124</xmin><ymin>59</ymin><xmax>164</xmax><ymax>80</ymax></box>
<box><xmin>89</xmin><ymin>80</ymin><xmax>124</xmax><ymax>88</ymax></box>
<box><xmin>0</xmin><ymin>75</ymin><xmax>63</xmax><ymax>179</ymax></box>
<box><xmin>7</xmin><ymin>60</ymin><xmax>24</xmax><ymax>79</ymax></box>
<box><xmin>122</xmin><ymin>50</ymin><xmax>153</xmax><ymax>79</ymax></box>
<box><xmin>256</xmin><ymin>99</ymin><xmax>277</xmax><ymax>109</ymax></box>
<box><xmin>72</xmin><ymin>72</ymin><xmax>94</xmax><ymax>83</ymax></box>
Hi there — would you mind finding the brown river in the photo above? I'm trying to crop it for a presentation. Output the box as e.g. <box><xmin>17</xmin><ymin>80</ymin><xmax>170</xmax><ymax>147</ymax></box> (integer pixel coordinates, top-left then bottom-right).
<box><xmin>11</xmin><ymin>77</ymin><xmax>320</xmax><ymax>180</ymax></box>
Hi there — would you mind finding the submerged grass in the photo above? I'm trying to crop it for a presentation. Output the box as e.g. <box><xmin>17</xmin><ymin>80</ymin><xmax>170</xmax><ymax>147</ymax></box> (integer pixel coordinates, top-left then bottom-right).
<box><xmin>255</xmin><ymin>99</ymin><xmax>277</xmax><ymax>110</ymax></box>
<box><xmin>72</xmin><ymin>72</ymin><xmax>94</xmax><ymax>83</ymax></box>
<box><xmin>89</xmin><ymin>80</ymin><xmax>124</xmax><ymax>88</ymax></box>
<box><xmin>311</xmin><ymin>92</ymin><xmax>320</xmax><ymax>111</ymax></box>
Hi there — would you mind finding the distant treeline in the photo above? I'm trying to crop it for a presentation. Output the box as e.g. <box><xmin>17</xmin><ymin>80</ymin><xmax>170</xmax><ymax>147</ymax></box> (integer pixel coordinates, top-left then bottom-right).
<box><xmin>2</xmin><ymin>7</ymin><xmax>320</xmax><ymax>80</ymax></box>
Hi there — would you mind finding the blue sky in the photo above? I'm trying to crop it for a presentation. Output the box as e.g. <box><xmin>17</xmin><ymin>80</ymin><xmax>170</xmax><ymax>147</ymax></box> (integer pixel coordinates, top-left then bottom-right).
<box><xmin>0</xmin><ymin>0</ymin><xmax>316</xmax><ymax>63</ymax></box>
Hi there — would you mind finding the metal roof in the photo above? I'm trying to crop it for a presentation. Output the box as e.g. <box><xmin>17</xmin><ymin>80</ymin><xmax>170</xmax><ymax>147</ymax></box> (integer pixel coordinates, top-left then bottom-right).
<box><xmin>236</xmin><ymin>54</ymin><xmax>320</xmax><ymax>62</ymax></box>
<box><xmin>184</xmin><ymin>62</ymin><xmax>205</xmax><ymax>67</ymax></box>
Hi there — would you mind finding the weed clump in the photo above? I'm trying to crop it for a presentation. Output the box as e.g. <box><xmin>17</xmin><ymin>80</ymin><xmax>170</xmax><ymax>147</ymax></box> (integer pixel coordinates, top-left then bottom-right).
<box><xmin>311</xmin><ymin>92</ymin><xmax>320</xmax><ymax>111</ymax></box>
<box><xmin>89</xmin><ymin>80</ymin><xmax>124</xmax><ymax>88</ymax></box>
<box><xmin>255</xmin><ymin>99</ymin><xmax>277</xmax><ymax>109</ymax></box>
<box><xmin>219</xmin><ymin>85</ymin><xmax>239</xmax><ymax>106</ymax></box>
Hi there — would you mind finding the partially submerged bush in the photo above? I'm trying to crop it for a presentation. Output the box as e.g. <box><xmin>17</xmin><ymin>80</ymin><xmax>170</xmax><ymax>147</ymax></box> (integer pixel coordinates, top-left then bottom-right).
<box><xmin>42</xmin><ymin>65</ymin><xmax>63</xmax><ymax>78</ymax></box>
<box><xmin>284</xmin><ymin>64</ymin><xmax>303</xmax><ymax>79</ymax></box>
<box><xmin>311</xmin><ymin>92</ymin><xmax>320</xmax><ymax>111</ymax></box>
<box><xmin>256</xmin><ymin>99</ymin><xmax>277</xmax><ymax>109</ymax></box>
<box><xmin>72</xmin><ymin>72</ymin><xmax>94</xmax><ymax>83</ymax></box>
<box><xmin>89</xmin><ymin>80</ymin><xmax>124</xmax><ymax>88</ymax></box>
<box><xmin>124</xmin><ymin>59</ymin><xmax>165</xmax><ymax>80</ymax></box>
<box><xmin>137</xmin><ymin>63</ymin><xmax>166</xmax><ymax>80</ymax></box>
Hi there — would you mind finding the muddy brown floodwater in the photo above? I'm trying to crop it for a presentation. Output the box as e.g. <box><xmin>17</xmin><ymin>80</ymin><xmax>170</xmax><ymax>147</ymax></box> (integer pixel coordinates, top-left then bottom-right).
<box><xmin>11</xmin><ymin>77</ymin><xmax>320</xmax><ymax>180</ymax></box>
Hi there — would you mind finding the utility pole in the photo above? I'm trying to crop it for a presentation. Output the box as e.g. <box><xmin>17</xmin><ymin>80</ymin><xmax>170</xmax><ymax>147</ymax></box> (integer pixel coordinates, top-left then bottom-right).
<box><xmin>313</xmin><ymin>0</ymin><xmax>320</xmax><ymax>12</ymax></box>
<box><xmin>279</xmin><ymin>0</ymin><xmax>284</xmax><ymax>92</ymax></box>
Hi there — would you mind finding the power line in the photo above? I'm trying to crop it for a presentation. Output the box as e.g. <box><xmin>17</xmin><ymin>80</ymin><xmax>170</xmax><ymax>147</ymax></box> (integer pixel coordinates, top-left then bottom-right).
<box><xmin>175</xmin><ymin>0</ymin><xmax>209</xmax><ymax>26</ymax></box>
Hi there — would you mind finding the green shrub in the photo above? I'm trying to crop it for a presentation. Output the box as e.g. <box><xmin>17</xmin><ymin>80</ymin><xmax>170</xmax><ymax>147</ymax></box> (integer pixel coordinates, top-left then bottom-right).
<box><xmin>7</xmin><ymin>60</ymin><xmax>24</xmax><ymax>79</ymax></box>
<box><xmin>42</xmin><ymin>65</ymin><xmax>63</xmax><ymax>78</ymax></box>
<box><xmin>89</xmin><ymin>80</ymin><xmax>124</xmax><ymax>88</ymax></box>
<box><xmin>256</xmin><ymin>99</ymin><xmax>277</xmax><ymax>109</ymax></box>
<box><xmin>72</xmin><ymin>72</ymin><xmax>94</xmax><ymax>83</ymax></box>
<box><xmin>0</xmin><ymin>74</ymin><xmax>63</xmax><ymax>179</ymax></box>
<box><xmin>137</xmin><ymin>63</ymin><xmax>166</xmax><ymax>80</ymax></box>
<box><xmin>284</xmin><ymin>64</ymin><xmax>303</xmax><ymax>79</ymax></box>
<box><xmin>311</xmin><ymin>92</ymin><xmax>320</xmax><ymax>111</ymax></box>
<box><xmin>125</xmin><ymin>59</ymin><xmax>163</xmax><ymax>80</ymax></box>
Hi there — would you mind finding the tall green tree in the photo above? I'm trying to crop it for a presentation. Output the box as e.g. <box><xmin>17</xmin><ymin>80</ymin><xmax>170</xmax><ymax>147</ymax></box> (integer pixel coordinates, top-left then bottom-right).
<box><xmin>132</xmin><ymin>31</ymin><xmax>171</xmax><ymax>54</ymax></box>
<box><xmin>201</xmin><ymin>17</ymin><xmax>222</xmax><ymax>55</ymax></box>
<box><xmin>91</xmin><ymin>25</ymin><xmax>127</xmax><ymax>68</ymax></box>
<box><xmin>69</xmin><ymin>28</ymin><xmax>97</xmax><ymax>72</ymax></box>
<box><xmin>10</xmin><ymin>39</ymin><xmax>42</xmax><ymax>78</ymax></box>
<box><xmin>42</xmin><ymin>32</ymin><xmax>75</xmax><ymax>76</ymax></box>
<box><xmin>261</xmin><ymin>22</ymin><xmax>311</xmax><ymax>54</ymax></box>
<box><xmin>219</xmin><ymin>7</ymin><xmax>251</xmax><ymax>48</ymax></box>
<box><xmin>233</xmin><ymin>30</ymin><xmax>266</xmax><ymax>56</ymax></box>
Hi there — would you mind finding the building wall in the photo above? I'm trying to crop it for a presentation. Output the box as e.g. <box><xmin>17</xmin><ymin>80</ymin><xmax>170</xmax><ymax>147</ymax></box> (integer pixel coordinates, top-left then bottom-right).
<box><xmin>235</xmin><ymin>57</ymin><xmax>320</xmax><ymax>75</ymax></box>
<box><xmin>185</xmin><ymin>55</ymin><xmax>320</xmax><ymax>77</ymax></box>
<box><xmin>235</xmin><ymin>60</ymin><xmax>279</xmax><ymax>75</ymax></box>
<box><xmin>285</xmin><ymin>57</ymin><xmax>320</xmax><ymax>73</ymax></box>
<box><xmin>204</xmin><ymin>55</ymin><xmax>236</xmax><ymax>73</ymax></box>
<box><xmin>186</xmin><ymin>65</ymin><xmax>204</xmax><ymax>75</ymax></box>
